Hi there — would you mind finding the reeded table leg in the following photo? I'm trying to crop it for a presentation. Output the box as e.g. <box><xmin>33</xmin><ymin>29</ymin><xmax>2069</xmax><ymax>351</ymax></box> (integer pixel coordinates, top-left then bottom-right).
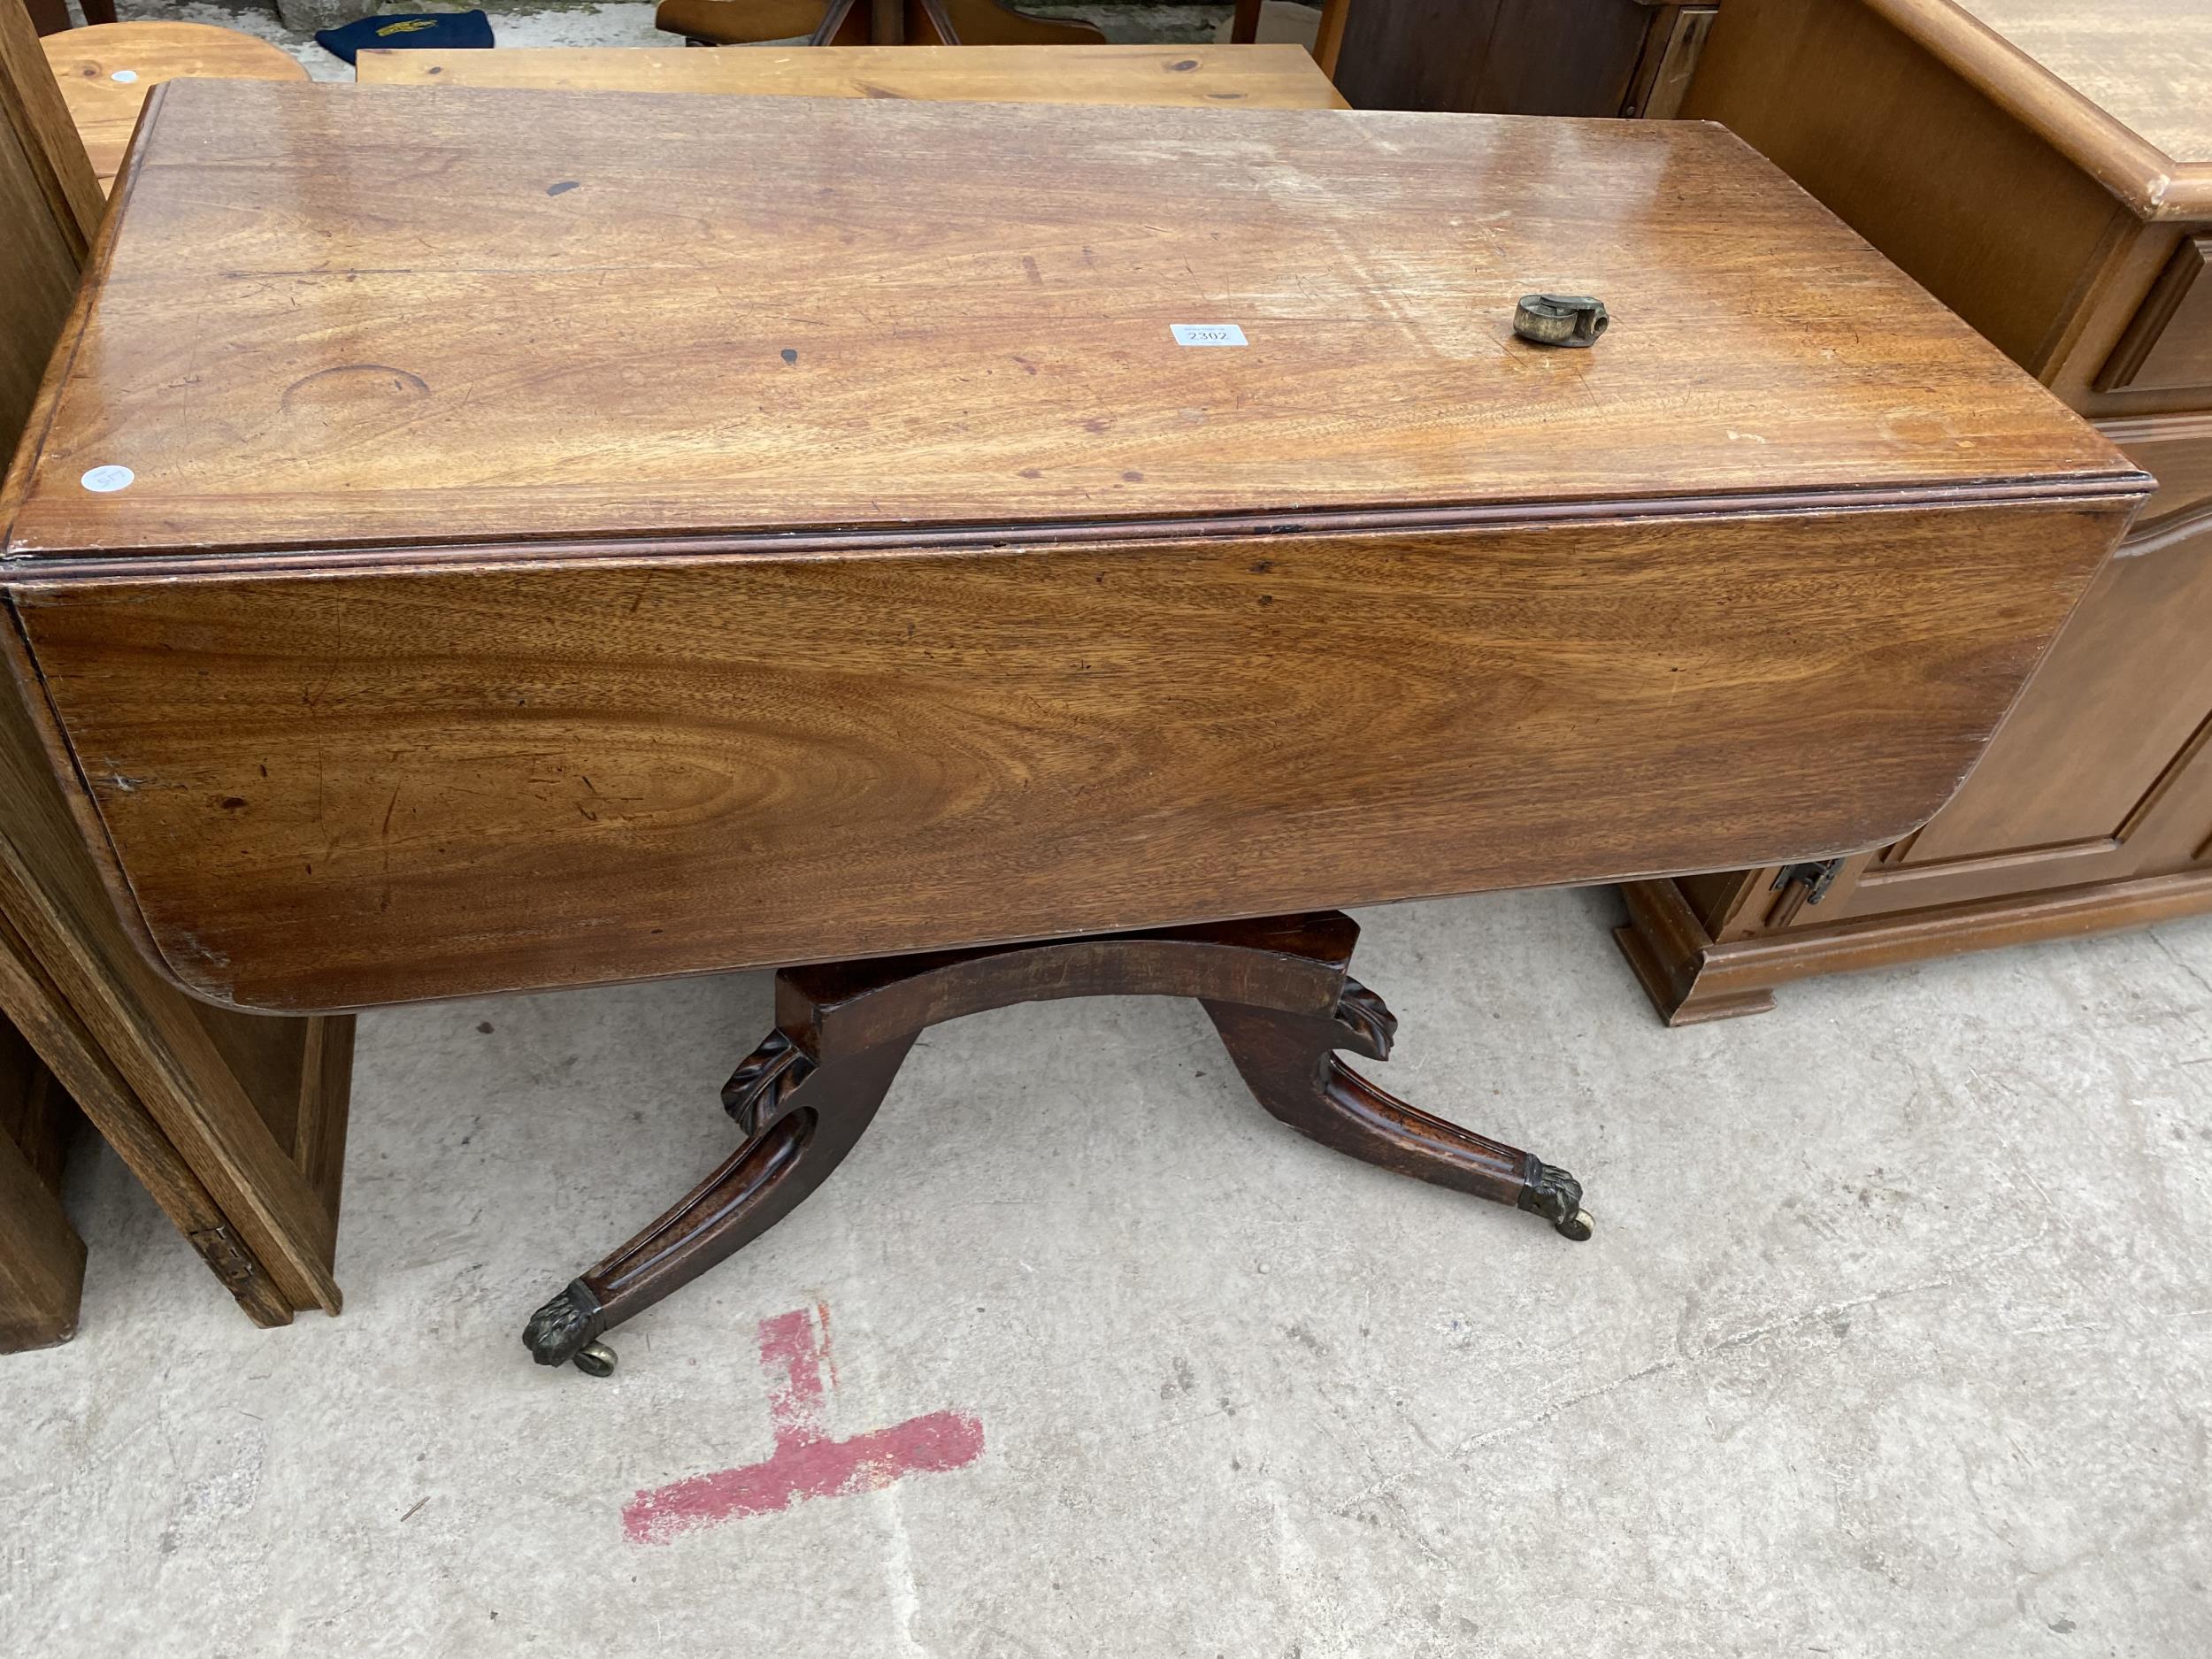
<box><xmin>1203</xmin><ymin>987</ymin><xmax>1591</xmax><ymax>1240</ymax></box>
<box><xmin>523</xmin><ymin>912</ymin><xmax>1589</xmax><ymax>1375</ymax></box>
<box><xmin>523</xmin><ymin>1032</ymin><xmax>915</xmax><ymax>1372</ymax></box>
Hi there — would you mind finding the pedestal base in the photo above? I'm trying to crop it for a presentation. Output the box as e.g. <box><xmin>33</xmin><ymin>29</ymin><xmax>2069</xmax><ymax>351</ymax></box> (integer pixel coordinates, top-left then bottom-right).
<box><xmin>525</xmin><ymin>912</ymin><xmax>1590</xmax><ymax>1374</ymax></box>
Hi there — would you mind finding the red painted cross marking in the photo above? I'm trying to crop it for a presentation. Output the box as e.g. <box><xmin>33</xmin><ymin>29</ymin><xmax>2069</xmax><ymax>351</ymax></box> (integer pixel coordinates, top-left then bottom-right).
<box><xmin>624</xmin><ymin>1302</ymin><xmax>984</xmax><ymax>1546</ymax></box>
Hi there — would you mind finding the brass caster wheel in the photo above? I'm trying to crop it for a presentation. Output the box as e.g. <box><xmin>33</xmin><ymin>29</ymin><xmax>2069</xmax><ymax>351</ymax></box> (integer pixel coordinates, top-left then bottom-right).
<box><xmin>1556</xmin><ymin>1209</ymin><xmax>1594</xmax><ymax>1242</ymax></box>
<box><xmin>573</xmin><ymin>1340</ymin><xmax>618</xmax><ymax>1377</ymax></box>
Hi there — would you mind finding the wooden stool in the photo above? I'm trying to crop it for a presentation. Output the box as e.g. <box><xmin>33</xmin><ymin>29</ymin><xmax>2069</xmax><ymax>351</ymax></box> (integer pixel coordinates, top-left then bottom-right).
<box><xmin>42</xmin><ymin>22</ymin><xmax>307</xmax><ymax>194</ymax></box>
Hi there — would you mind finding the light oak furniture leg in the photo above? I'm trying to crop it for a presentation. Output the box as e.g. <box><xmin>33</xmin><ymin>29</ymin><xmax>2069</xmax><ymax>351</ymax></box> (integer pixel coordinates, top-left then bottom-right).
<box><xmin>0</xmin><ymin>1012</ymin><xmax>83</xmax><ymax>1351</ymax></box>
<box><xmin>1230</xmin><ymin>0</ymin><xmax>1351</xmax><ymax>74</ymax></box>
<box><xmin>1312</xmin><ymin>0</ymin><xmax>1349</xmax><ymax>76</ymax></box>
<box><xmin>0</xmin><ymin>911</ymin><xmax>296</xmax><ymax>1325</ymax></box>
<box><xmin>526</xmin><ymin>914</ymin><xmax>1589</xmax><ymax>1374</ymax></box>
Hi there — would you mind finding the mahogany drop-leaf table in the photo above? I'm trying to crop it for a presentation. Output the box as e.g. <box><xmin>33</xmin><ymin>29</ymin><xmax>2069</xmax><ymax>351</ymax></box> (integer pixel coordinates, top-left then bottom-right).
<box><xmin>0</xmin><ymin>81</ymin><xmax>2147</xmax><ymax>1373</ymax></box>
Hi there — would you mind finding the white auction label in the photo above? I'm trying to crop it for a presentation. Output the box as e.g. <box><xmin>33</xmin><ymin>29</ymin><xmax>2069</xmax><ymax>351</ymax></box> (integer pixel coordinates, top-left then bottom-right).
<box><xmin>111</xmin><ymin>69</ymin><xmax>138</xmax><ymax>83</ymax></box>
<box><xmin>80</xmin><ymin>465</ymin><xmax>134</xmax><ymax>493</ymax></box>
<box><xmin>1171</xmin><ymin>324</ymin><xmax>1248</xmax><ymax>347</ymax></box>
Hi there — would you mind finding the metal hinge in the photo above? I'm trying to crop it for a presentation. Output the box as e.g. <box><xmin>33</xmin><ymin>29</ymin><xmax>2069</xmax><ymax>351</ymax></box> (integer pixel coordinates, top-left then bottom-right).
<box><xmin>1769</xmin><ymin>857</ymin><xmax>1846</xmax><ymax>907</ymax></box>
<box><xmin>187</xmin><ymin>1225</ymin><xmax>262</xmax><ymax>1296</ymax></box>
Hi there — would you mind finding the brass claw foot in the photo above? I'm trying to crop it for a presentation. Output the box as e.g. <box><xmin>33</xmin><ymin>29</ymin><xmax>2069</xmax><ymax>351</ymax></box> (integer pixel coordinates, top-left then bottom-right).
<box><xmin>523</xmin><ymin>1277</ymin><xmax>610</xmax><ymax>1371</ymax></box>
<box><xmin>1517</xmin><ymin>1159</ymin><xmax>1594</xmax><ymax>1240</ymax></box>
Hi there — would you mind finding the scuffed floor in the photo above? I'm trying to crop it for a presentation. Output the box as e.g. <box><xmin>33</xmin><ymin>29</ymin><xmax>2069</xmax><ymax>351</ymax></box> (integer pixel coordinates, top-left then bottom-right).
<box><xmin>4</xmin><ymin>887</ymin><xmax>2209</xmax><ymax>1655</ymax></box>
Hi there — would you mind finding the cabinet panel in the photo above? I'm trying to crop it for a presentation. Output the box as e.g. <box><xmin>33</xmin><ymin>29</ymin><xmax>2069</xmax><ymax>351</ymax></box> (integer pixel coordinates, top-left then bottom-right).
<box><xmin>2097</xmin><ymin>237</ymin><xmax>2212</xmax><ymax>396</ymax></box>
<box><xmin>1333</xmin><ymin>0</ymin><xmax>1655</xmax><ymax>115</ymax></box>
<box><xmin>1679</xmin><ymin>0</ymin><xmax>2128</xmax><ymax>375</ymax></box>
<box><xmin>1836</xmin><ymin>513</ymin><xmax>2212</xmax><ymax>918</ymax></box>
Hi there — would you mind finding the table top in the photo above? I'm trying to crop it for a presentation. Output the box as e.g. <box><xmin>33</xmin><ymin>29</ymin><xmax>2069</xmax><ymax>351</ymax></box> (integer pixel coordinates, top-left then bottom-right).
<box><xmin>39</xmin><ymin>21</ymin><xmax>308</xmax><ymax>195</ymax></box>
<box><xmin>1866</xmin><ymin>0</ymin><xmax>2212</xmax><ymax>219</ymax></box>
<box><xmin>1955</xmin><ymin>1</ymin><xmax>2212</xmax><ymax>163</ymax></box>
<box><xmin>2</xmin><ymin>77</ymin><xmax>2135</xmax><ymax>568</ymax></box>
<box><xmin>356</xmin><ymin>42</ymin><xmax>1349</xmax><ymax>110</ymax></box>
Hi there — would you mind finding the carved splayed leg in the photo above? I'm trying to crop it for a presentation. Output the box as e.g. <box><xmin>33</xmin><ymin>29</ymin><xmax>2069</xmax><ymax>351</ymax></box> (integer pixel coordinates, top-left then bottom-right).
<box><xmin>1202</xmin><ymin>972</ymin><xmax>1593</xmax><ymax>1242</ymax></box>
<box><xmin>521</xmin><ymin>1023</ymin><xmax>914</xmax><ymax>1376</ymax></box>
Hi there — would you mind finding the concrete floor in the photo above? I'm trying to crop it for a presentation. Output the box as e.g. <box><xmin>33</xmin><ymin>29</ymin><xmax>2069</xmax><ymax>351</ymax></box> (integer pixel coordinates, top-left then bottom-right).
<box><xmin>4</xmin><ymin>887</ymin><xmax>2210</xmax><ymax>1655</ymax></box>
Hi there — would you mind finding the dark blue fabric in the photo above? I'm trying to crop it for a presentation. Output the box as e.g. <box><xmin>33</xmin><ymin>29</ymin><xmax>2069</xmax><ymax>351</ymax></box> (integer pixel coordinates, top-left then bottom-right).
<box><xmin>315</xmin><ymin>11</ymin><xmax>494</xmax><ymax>65</ymax></box>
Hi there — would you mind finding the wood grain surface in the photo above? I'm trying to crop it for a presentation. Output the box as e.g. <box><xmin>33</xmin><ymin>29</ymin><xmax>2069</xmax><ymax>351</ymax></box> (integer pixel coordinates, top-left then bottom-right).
<box><xmin>1681</xmin><ymin>0</ymin><xmax>2139</xmax><ymax>376</ymax></box>
<box><xmin>0</xmin><ymin>904</ymin><xmax>294</xmax><ymax>1325</ymax></box>
<box><xmin>1950</xmin><ymin>0</ymin><xmax>2212</xmax><ymax>167</ymax></box>
<box><xmin>0</xmin><ymin>76</ymin><xmax>2147</xmax><ymax>1014</ymax></box>
<box><xmin>41</xmin><ymin>21</ymin><xmax>306</xmax><ymax>193</ymax></box>
<box><xmin>1864</xmin><ymin>0</ymin><xmax>2212</xmax><ymax>219</ymax></box>
<box><xmin>2</xmin><ymin>78</ymin><xmax>2132</xmax><ymax>558</ymax></box>
<box><xmin>9</xmin><ymin>499</ymin><xmax>2138</xmax><ymax>1010</ymax></box>
<box><xmin>357</xmin><ymin>42</ymin><xmax>1348</xmax><ymax>109</ymax></box>
<box><xmin>1626</xmin><ymin>0</ymin><xmax>2212</xmax><ymax>1021</ymax></box>
<box><xmin>0</xmin><ymin>563</ymin><xmax>342</xmax><ymax>1309</ymax></box>
<box><xmin>1332</xmin><ymin>0</ymin><xmax>1661</xmax><ymax>117</ymax></box>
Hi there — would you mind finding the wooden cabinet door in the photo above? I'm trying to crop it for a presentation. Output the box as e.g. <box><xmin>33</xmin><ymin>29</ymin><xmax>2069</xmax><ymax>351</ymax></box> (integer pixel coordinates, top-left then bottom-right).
<box><xmin>1333</xmin><ymin>0</ymin><xmax>1655</xmax><ymax>115</ymax></box>
<box><xmin>1834</xmin><ymin>479</ymin><xmax>2212</xmax><ymax>919</ymax></box>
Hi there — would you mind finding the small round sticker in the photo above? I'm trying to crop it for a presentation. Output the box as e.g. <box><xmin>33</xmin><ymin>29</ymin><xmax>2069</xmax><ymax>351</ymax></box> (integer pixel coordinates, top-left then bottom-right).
<box><xmin>80</xmin><ymin>465</ymin><xmax>134</xmax><ymax>493</ymax></box>
<box><xmin>110</xmin><ymin>68</ymin><xmax>138</xmax><ymax>83</ymax></box>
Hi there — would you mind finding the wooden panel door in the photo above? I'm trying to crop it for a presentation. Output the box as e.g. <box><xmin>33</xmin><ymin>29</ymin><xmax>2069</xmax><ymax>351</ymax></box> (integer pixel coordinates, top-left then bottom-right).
<box><xmin>1332</xmin><ymin>0</ymin><xmax>1657</xmax><ymax>115</ymax></box>
<box><xmin>1828</xmin><ymin>495</ymin><xmax>2212</xmax><ymax>919</ymax></box>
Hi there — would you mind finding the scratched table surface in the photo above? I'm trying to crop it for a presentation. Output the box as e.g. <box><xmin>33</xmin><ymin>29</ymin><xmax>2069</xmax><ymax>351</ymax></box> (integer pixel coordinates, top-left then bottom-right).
<box><xmin>0</xmin><ymin>80</ymin><xmax>2145</xmax><ymax>1013</ymax></box>
<box><xmin>2</xmin><ymin>77</ymin><xmax>2128</xmax><ymax>558</ymax></box>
